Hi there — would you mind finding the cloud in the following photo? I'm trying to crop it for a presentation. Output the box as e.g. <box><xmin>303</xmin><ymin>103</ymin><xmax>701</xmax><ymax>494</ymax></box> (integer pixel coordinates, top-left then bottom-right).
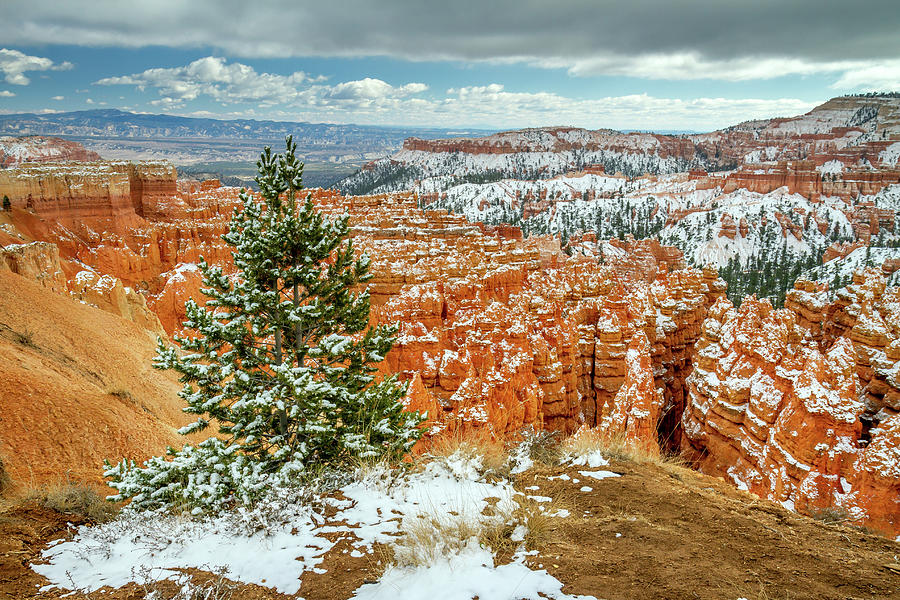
<box><xmin>0</xmin><ymin>48</ymin><xmax>72</xmax><ymax>85</ymax></box>
<box><xmin>182</xmin><ymin>84</ymin><xmax>817</xmax><ymax>131</ymax></box>
<box><xmin>831</xmin><ymin>59</ymin><xmax>900</xmax><ymax>91</ymax></box>
<box><xmin>2</xmin><ymin>1</ymin><xmax>899</xmax><ymax>86</ymax></box>
<box><xmin>425</xmin><ymin>86</ymin><xmax>819</xmax><ymax>130</ymax></box>
<box><xmin>0</xmin><ymin>90</ymin><xmax>15</xmax><ymax>97</ymax></box>
<box><xmin>97</xmin><ymin>56</ymin><xmax>317</xmax><ymax>106</ymax></box>
<box><xmin>51</xmin><ymin>95</ymin><xmax>64</xmax><ymax>100</ymax></box>
<box><xmin>96</xmin><ymin>57</ymin><xmax>428</xmax><ymax>109</ymax></box>
<box><xmin>327</xmin><ymin>78</ymin><xmax>427</xmax><ymax>100</ymax></box>
<box><xmin>96</xmin><ymin>56</ymin><xmax>820</xmax><ymax>129</ymax></box>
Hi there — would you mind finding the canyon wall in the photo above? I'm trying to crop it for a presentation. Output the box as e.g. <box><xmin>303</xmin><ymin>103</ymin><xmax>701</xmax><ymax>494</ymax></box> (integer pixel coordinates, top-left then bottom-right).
<box><xmin>0</xmin><ymin>161</ymin><xmax>177</xmax><ymax>233</ymax></box>
<box><xmin>2</xmin><ymin>157</ymin><xmax>898</xmax><ymax>535</ymax></box>
<box><xmin>681</xmin><ymin>271</ymin><xmax>900</xmax><ymax>534</ymax></box>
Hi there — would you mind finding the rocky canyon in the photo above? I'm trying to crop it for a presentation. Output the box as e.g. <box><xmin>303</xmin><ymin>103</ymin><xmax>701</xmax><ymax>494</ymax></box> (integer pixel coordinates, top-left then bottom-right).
<box><xmin>1</xmin><ymin>95</ymin><xmax>899</xmax><ymax>538</ymax></box>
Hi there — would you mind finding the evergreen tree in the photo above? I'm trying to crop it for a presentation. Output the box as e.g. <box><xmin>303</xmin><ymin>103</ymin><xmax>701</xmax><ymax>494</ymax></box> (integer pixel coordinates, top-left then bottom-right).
<box><xmin>106</xmin><ymin>138</ymin><xmax>423</xmax><ymax>512</ymax></box>
<box><xmin>2</xmin><ymin>195</ymin><xmax>9</xmax><ymax>212</ymax></box>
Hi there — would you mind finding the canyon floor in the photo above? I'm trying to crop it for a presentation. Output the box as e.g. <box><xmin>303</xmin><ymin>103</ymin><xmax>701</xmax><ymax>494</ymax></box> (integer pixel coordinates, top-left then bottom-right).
<box><xmin>3</xmin><ymin>455</ymin><xmax>898</xmax><ymax>600</ymax></box>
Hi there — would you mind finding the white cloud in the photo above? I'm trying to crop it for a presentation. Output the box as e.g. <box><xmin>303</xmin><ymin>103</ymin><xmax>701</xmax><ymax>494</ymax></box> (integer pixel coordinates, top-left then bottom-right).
<box><xmin>425</xmin><ymin>87</ymin><xmax>819</xmax><ymax>130</ymax></box>
<box><xmin>536</xmin><ymin>53</ymin><xmax>899</xmax><ymax>90</ymax></box>
<box><xmin>550</xmin><ymin>53</ymin><xmax>839</xmax><ymax>81</ymax></box>
<box><xmin>202</xmin><ymin>85</ymin><xmax>817</xmax><ymax>131</ymax></box>
<box><xmin>51</xmin><ymin>95</ymin><xmax>64</xmax><ymax>100</ymax></box>
<box><xmin>327</xmin><ymin>78</ymin><xmax>427</xmax><ymax>100</ymax></box>
<box><xmin>831</xmin><ymin>59</ymin><xmax>900</xmax><ymax>91</ymax></box>
<box><xmin>0</xmin><ymin>48</ymin><xmax>72</xmax><ymax>85</ymax></box>
<box><xmin>0</xmin><ymin>90</ymin><xmax>15</xmax><ymax>97</ymax></box>
<box><xmin>96</xmin><ymin>56</ymin><xmax>318</xmax><ymax>106</ymax></box>
<box><xmin>96</xmin><ymin>57</ymin><xmax>429</xmax><ymax>110</ymax></box>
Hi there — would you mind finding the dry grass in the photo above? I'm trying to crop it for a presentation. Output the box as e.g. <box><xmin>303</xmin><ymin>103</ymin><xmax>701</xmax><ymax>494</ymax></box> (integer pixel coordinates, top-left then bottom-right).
<box><xmin>23</xmin><ymin>481</ymin><xmax>118</xmax><ymax>523</ymax></box>
<box><xmin>560</xmin><ymin>428</ymin><xmax>685</xmax><ymax>468</ymax></box>
<box><xmin>386</xmin><ymin>512</ymin><xmax>517</xmax><ymax>568</ymax></box>
<box><xmin>808</xmin><ymin>505</ymin><xmax>851</xmax><ymax>526</ymax></box>
<box><xmin>424</xmin><ymin>427</ymin><xmax>510</xmax><ymax>475</ymax></box>
<box><xmin>14</xmin><ymin>326</ymin><xmax>36</xmax><ymax>348</ymax></box>
<box><xmin>517</xmin><ymin>428</ymin><xmax>563</xmax><ymax>467</ymax></box>
<box><xmin>0</xmin><ymin>453</ymin><xmax>11</xmax><ymax>496</ymax></box>
<box><xmin>513</xmin><ymin>495</ymin><xmax>552</xmax><ymax>551</ymax></box>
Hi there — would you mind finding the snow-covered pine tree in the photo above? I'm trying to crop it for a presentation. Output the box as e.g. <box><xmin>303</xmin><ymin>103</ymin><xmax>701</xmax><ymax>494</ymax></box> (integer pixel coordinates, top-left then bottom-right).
<box><xmin>105</xmin><ymin>137</ymin><xmax>423</xmax><ymax>512</ymax></box>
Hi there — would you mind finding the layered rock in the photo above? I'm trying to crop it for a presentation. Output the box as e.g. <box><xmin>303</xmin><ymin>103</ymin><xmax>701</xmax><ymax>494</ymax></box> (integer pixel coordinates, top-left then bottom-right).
<box><xmin>0</xmin><ymin>241</ymin><xmax>66</xmax><ymax>293</ymax></box>
<box><xmin>0</xmin><ymin>161</ymin><xmax>177</xmax><ymax>233</ymax></box>
<box><xmin>72</xmin><ymin>270</ymin><xmax>166</xmax><ymax>337</ymax></box>
<box><xmin>682</xmin><ymin>270</ymin><xmax>900</xmax><ymax>535</ymax></box>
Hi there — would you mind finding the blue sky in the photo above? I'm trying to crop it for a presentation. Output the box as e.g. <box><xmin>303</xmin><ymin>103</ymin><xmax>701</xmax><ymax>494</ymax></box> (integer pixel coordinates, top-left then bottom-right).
<box><xmin>1</xmin><ymin>1</ymin><xmax>898</xmax><ymax>131</ymax></box>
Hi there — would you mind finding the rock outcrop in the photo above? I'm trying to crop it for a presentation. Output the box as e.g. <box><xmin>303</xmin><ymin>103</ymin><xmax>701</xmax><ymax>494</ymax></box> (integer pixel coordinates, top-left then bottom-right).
<box><xmin>0</xmin><ymin>161</ymin><xmax>176</xmax><ymax>233</ymax></box>
<box><xmin>0</xmin><ymin>242</ymin><xmax>66</xmax><ymax>293</ymax></box>
<box><xmin>681</xmin><ymin>270</ymin><xmax>900</xmax><ymax>535</ymax></box>
<box><xmin>343</xmin><ymin>95</ymin><xmax>900</xmax><ymax>196</ymax></box>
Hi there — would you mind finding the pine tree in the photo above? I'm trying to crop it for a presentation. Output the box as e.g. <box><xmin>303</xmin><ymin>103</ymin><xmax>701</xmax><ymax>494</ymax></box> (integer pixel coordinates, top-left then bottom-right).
<box><xmin>2</xmin><ymin>195</ymin><xmax>10</xmax><ymax>212</ymax></box>
<box><xmin>105</xmin><ymin>138</ymin><xmax>423</xmax><ymax>512</ymax></box>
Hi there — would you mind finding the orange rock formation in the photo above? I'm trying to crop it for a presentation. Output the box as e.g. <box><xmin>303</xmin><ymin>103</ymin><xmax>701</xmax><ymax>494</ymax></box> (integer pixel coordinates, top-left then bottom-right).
<box><xmin>682</xmin><ymin>270</ymin><xmax>900</xmax><ymax>535</ymax></box>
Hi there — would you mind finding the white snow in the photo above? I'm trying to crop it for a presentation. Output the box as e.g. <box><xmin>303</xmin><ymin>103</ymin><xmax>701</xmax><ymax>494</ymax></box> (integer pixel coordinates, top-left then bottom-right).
<box><xmin>32</xmin><ymin>451</ymin><xmax>595</xmax><ymax>599</ymax></box>
<box><xmin>564</xmin><ymin>450</ymin><xmax>610</xmax><ymax>469</ymax></box>
<box><xmin>816</xmin><ymin>160</ymin><xmax>844</xmax><ymax>176</ymax></box>
<box><xmin>578</xmin><ymin>470</ymin><xmax>621</xmax><ymax>481</ymax></box>
<box><xmin>879</xmin><ymin>142</ymin><xmax>900</xmax><ymax>167</ymax></box>
<box><xmin>351</xmin><ymin>539</ymin><xmax>596</xmax><ymax>600</ymax></box>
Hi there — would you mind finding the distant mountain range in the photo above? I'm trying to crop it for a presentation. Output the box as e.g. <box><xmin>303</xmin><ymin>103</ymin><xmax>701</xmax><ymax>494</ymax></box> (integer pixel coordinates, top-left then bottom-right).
<box><xmin>0</xmin><ymin>108</ymin><xmax>490</xmax><ymax>144</ymax></box>
<box><xmin>0</xmin><ymin>109</ymin><xmax>494</xmax><ymax>187</ymax></box>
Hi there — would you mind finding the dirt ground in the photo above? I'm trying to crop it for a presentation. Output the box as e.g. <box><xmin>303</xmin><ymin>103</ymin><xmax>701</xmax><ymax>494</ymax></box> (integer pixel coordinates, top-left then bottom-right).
<box><xmin>3</xmin><ymin>457</ymin><xmax>899</xmax><ymax>600</ymax></box>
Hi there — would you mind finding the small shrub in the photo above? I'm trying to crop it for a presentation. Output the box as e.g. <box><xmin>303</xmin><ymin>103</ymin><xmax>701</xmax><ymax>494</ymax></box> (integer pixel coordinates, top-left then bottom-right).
<box><xmin>26</xmin><ymin>482</ymin><xmax>118</xmax><ymax>523</ymax></box>
<box><xmin>807</xmin><ymin>505</ymin><xmax>879</xmax><ymax>535</ymax></box>
<box><xmin>136</xmin><ymin>565</ymin><xmax>236</xmax><ymax>600</ymax></box>
<box><xmin>108</xmin><ymin>389</ymin><xmax>134</xmax><ymax>403</ymax></box>
<box><xmin>520</xmin><ymin>428</ymin><xmax>563</xmax><ymax>467</ymax></box>
<box><xmin>809</xmin><ymin>505</ymin><xmax>850</xmax><ymax>526</ymax></box>
<box><xmin>15</xmin><ymin>327</ymin><xmax>36</xmax><ymax>348</ymax></box>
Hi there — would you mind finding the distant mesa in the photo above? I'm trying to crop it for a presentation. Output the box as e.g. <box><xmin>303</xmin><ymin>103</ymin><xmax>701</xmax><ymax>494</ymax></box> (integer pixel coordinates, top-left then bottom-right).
<box><xmin>0</xmin><ymin>135</ymin><xmax>101</xmax><ymax>167</ymax></box>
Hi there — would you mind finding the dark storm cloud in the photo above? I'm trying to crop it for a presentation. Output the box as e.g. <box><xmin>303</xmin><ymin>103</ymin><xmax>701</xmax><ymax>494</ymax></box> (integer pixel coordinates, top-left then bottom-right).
<box><xmin>2</xmin><ymin>0</ymin><xmax>898</xmax><ymax>64</ymax></box>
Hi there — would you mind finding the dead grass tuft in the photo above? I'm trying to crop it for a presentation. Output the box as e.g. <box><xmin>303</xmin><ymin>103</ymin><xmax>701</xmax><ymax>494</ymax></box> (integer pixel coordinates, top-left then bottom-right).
<box><xmin>561</xmin><ymin>428</ymin><xmax>685</xmax><ymax>468</ymax></box>
<box><xmin>24</xmin><ymin>482</ymin><xmax>118</xmax><ymax>523</ymax></box>
<box><xmin>385</xmin><ymin>512</ymin><xmax>518</xmax><ymax>568</ymax></box>
<box><xmin>425</xmin><ymin>428</ymin><xmax>509</xmax><ymax>475</ymax></box>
